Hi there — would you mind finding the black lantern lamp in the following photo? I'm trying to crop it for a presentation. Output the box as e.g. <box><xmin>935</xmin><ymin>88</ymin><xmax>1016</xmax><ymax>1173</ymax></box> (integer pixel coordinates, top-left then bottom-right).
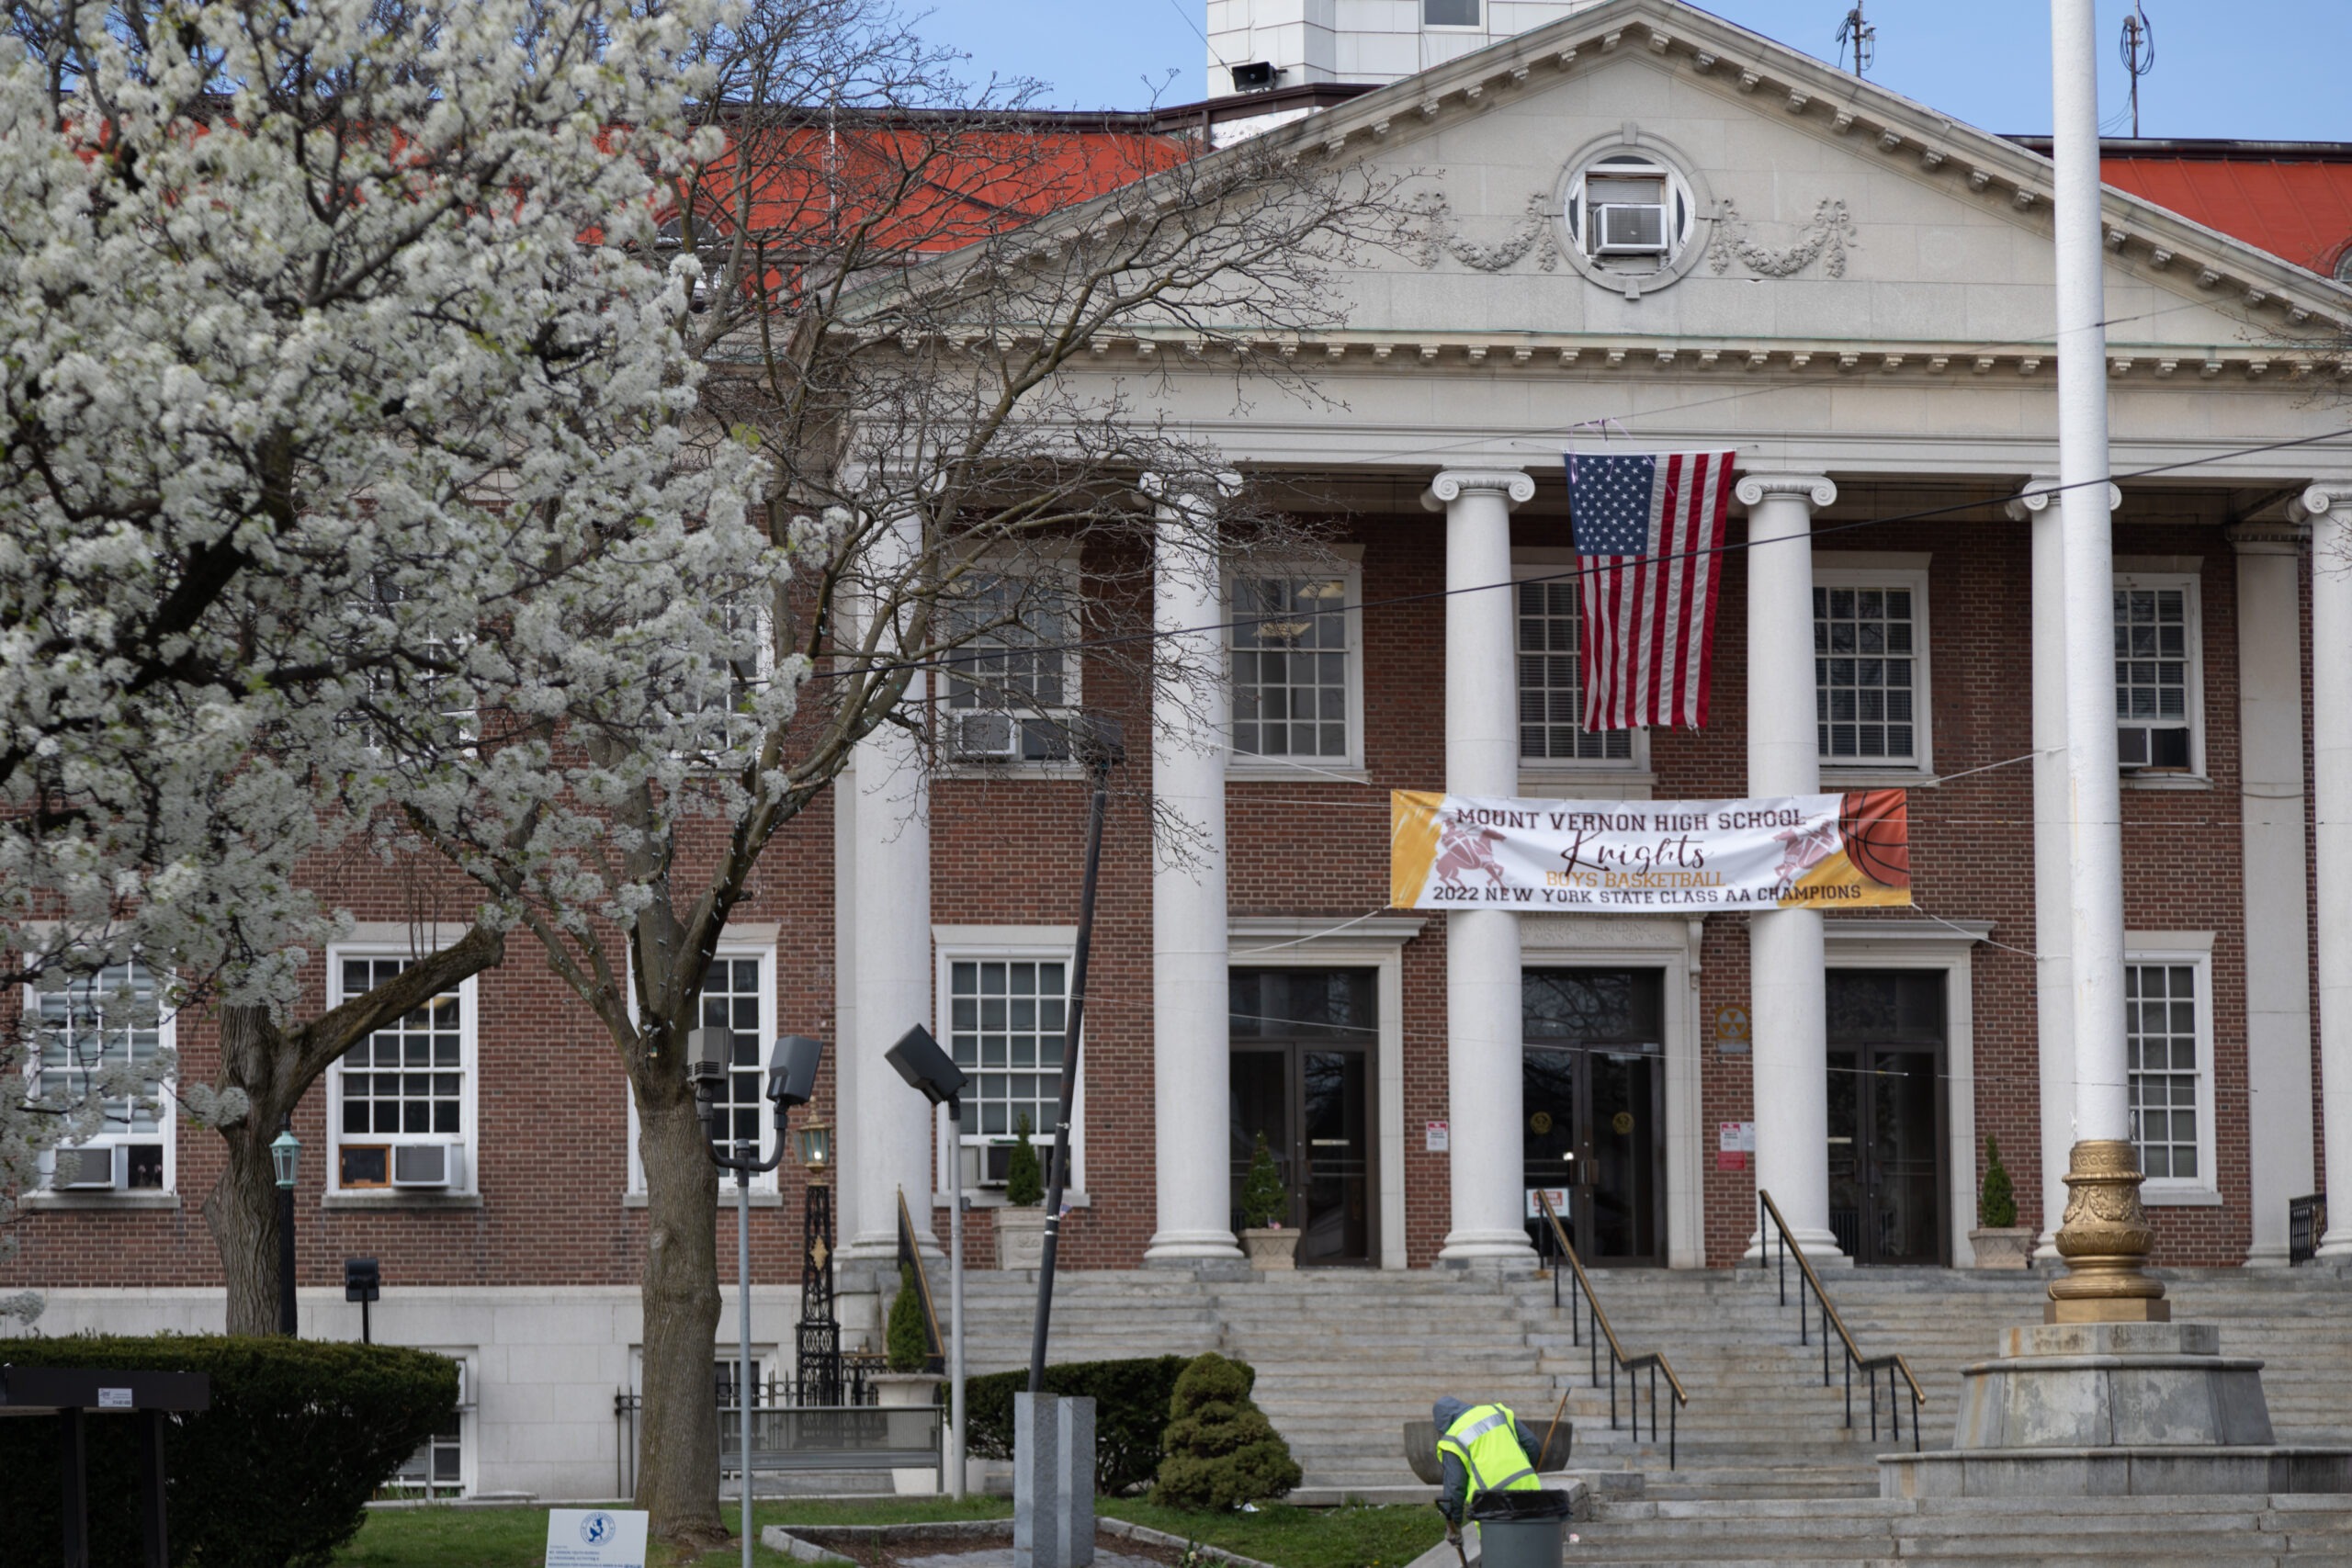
<box><xmin>271</xmin><ymin>1120</ymin><xmax>301</xmax><ymax>1337</ymax></box>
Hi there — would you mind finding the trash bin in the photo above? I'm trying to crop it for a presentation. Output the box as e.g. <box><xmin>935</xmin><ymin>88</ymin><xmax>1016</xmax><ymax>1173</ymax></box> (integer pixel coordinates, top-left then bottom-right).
<box><xmin>1469</xmin><ymin>1487</ymin><xmax>1573</xmax><ymax>1568</ymax></box>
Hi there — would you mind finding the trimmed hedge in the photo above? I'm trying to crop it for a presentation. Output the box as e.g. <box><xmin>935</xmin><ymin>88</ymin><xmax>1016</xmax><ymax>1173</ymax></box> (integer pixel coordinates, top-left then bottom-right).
<box><xmin>0</xmin><ymin>1334</ymin><xmax>458</xmax><ymax>1568</ymax></box>
<box><xmin>966</xmin><ymin>1354</ymin><xmax>1204</xmax><ymax>1495</ymax></box>
<box><xmin>1152</xmin><ymin>1351</ymin><xmax>1300</xmax><ymax>1511</ymax></box>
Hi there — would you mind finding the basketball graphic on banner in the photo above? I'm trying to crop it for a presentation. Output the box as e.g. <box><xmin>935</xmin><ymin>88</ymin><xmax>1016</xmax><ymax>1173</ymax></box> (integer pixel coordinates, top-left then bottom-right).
<box><xmin>1838</xmin><ymin>789</ymin><xmax>1911</xmax><ymax>888</ymax></box>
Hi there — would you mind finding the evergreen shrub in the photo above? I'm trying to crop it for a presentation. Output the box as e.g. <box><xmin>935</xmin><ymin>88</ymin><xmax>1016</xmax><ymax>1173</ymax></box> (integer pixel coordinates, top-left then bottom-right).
<box><xmin>1237</xmin><ymin>1132</ymin><xmax>1286</xmax><ymax>1229</ymax></box>
<box><xmin>1979</xmin><ymin>1135</ymin><xmax>2018</xmax><ymax>1228</ymax></box>
<box><xmin>1151</xmin><ymin>1350</ymin><xmax>1301</xmax><ymax>1511</ymax></box>
<box><xmin>965</xmin><ymin>1355</ymin><xmax>1199</xmax><ymax>1494</ymax></box>
<box><xmin>887</xmin><ymin>1264</ymin><xmax>933</xmax><ymax>1372</ymax></box>
<box><xmin>0</xmin><ymin>1334</ymin><xmax>457</xmax><ymax>1568</ymax></box>
<box><xmin>1005</xmin><ymin>1112</ymin><xmax>1045</xmax><ymax>1207</ymax></box>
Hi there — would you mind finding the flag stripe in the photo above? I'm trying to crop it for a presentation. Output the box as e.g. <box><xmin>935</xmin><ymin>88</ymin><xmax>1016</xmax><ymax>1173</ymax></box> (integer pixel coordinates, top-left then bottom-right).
<box><xmin>1566</xmin><ymin>449</ymin><xmax>1736</xmax><ymax>731</ymax></box>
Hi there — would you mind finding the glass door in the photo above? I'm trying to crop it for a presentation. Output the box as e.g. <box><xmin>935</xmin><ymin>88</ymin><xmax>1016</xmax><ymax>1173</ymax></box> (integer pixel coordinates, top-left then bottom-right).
<box><xmin>1521</xmin><ymin>970</ymin><xmax>1667</xmax><ymax>1266</ymax></box>
<box><xmin>1826</xmin><ymin>972</ymin><xmax>1948</xmax><ymax>1266</ymax></box>
<box><xmin>1229</xmin><ymin>970</ymin><xmax>1378</xmax><ymax>1266</ymax></box>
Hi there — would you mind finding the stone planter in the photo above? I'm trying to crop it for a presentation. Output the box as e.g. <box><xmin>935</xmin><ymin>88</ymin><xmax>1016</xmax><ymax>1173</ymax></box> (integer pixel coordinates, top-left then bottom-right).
<box><xmin>1241</xmin><ymin>1226</ymin><xmax>1299</xmax><ymax>1270</ymax></box>
<box><xmin>993</xmin><ymin>1204</ymin><xmax>1047</xmax><ymax>1270</ymax></box>
<box><xmin>868</xmin><ymin>1374</ymin><xmax>944</xmax><ymax>1495</ymax></box>
<box><xmin>1969</xmin><ymin>1226</ymin><xmax>2036</xmax><ymax>1269</ymax></box>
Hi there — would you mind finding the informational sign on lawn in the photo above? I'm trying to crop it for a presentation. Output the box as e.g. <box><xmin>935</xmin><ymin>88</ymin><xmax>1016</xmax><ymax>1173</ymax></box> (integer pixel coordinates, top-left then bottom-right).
<box><xmin>1390</xmin><ymin>791</ymin><xmax>1912</xmax><ymax>912</ymax></box>
<box><xmin>546</xmin><ymin>1509</ymin><xmax>648</xmax><ymax>1568</ymax></box>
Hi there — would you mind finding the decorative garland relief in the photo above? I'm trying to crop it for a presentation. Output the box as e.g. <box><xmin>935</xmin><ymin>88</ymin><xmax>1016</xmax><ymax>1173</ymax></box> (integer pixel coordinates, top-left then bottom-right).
<box><xmin>1398</xmin><ymin>190</ymin><xmax>1561</xmax><ymax>274</ymax></box>
<box><xmin>1708</xmin><ymin>197</ymin><xmax>1858</xmax><ymax>279</ymax></box>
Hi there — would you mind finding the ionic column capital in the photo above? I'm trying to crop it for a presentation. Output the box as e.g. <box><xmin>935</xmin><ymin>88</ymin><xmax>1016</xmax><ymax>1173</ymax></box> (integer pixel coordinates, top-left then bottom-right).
<box><xmin>1421</xmin><ymin>468</ymin><xmax>1535</xmax><ymax>512</ymax></box>
<box><xmin>2294</xmin><ymin>483</ymin><xmax>2349</xmax><ymax>521</ymax></box>
<box><xmin>1141</xmin><ymin>469</ymin><xmax>1243</xmax><ymax>511</ymax></box>
<box><xmin>1735</xmin><ymin>472</ymin><xmax>1838</xmax><ymax>510</ymax></box>
<box><xmin>2004</xmin><ymin>475</ymin><xmax>2122</xmax><ymax>521</ymax></box>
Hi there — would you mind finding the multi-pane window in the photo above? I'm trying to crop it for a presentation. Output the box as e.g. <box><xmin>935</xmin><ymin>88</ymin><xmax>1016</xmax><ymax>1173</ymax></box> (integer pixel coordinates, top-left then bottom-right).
<box><xmin>2126</xmin><ymin>962</ymin><xmax>2202</xmax><ymax>1181</ymax></box>
<box><xmin>336</xmin><ymin>958</ymin><xmax>464</xmax><ymax>1140</ymax></box>
<box><xmin>1231</xmin><ymin>576</ymin><xmax>1351</xmax><ymax>760</ymax></box>
<box><xmin>2114</xmin><ymin>582</ymin><xmax>2193</xmax><ymax>770</ymax></box>
<box><xmin>665</xmin><ymin>599</ymin><xmax>768</xmax><ymax>765</ymax></box>
<box><xmin>701</xmin><ymin>957</ymin><xmax>770</xmax><ymax>1152</ymax></box>
<box><xmin>946</xmin><ymin>958</ymin><xmax>1068</xmax><ymax>1139</ymax></box>
<box><xmin>388</xmin><ymin>1416</ymin><xmax>464</xmax><ymax>1498</ymax></box>
<box><xmin>31</xmin><ymin>963</ymin><xmax>169</xmax><ymax>1190</ymax></box>
<box><xmin>943</xmin><ymin>575</ymin><xmax>1074</xmax><ymax>763</ymax></box>
<box><xmin>1815</xmin><ymin>584</ymin><xmax>1918</xmax><ymax>763</ymax></box>
<box><xmin>1517</xmin><ymin>579</ymin><xmax>1633</xmax><ymax>762</ymax></box>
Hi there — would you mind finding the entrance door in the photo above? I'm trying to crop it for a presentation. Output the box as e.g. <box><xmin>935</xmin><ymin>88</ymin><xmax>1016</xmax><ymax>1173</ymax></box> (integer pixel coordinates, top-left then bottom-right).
<box><xmin>1826</xmin><ymin>971</ymin><xmax>1948</xmax><ymax>1266</ymax></box>
<box><xmin>1521</xmin><ymin>970</ymin><xmax>1667</xmax><ymax>1266</ymax></box>
<box><xmin>1230</xmin><ymin>970</ymin><xmax>1376</xmax><ymax>1266</ymax></box>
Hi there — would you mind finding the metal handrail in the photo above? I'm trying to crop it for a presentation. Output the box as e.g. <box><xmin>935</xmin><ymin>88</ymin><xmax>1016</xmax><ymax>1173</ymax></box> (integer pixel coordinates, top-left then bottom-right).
<box><xmin>1754</xmin><ymin>1189</ymin><xmax>1925</xmax><ymax>1451</ymax></box>
<box><xmin>1533</xmin><ymin>1189</ymin><xmax>1686</xmax><ymax>1469</ymax></box>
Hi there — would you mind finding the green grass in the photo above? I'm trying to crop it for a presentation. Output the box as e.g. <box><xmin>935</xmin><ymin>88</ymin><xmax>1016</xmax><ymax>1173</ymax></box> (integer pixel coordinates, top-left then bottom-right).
<box><xmin>1102</xmin><ymin>1500</ymin><xmax>1444</xmax><ymax>1568</ymax></box>
<box><xmin>333</xmin><ymin>1495</ymin><xmax>1437</xmax><ymax>1568</ymax></box>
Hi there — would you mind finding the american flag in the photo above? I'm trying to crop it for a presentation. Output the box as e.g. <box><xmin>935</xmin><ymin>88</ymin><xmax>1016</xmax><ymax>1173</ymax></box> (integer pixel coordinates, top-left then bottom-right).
<box><xmin>1565</xmin><ymin>450</ymin><xmax>1737</xmax><ymax>731</ymax></box>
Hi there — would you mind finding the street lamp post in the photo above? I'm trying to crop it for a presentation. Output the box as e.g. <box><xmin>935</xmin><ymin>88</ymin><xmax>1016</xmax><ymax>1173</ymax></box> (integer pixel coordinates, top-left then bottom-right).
<box><xmin>886</xmin><ymin>1023</ymin><xmax>972</xmax><ymax>1497</ymax></box>
<box><xmin>270</xmin><ymin>1122</ymin><xmax>301</xmax><ymax>1337</ymax></box>
<box><xmin>691</xmin><ymin>1031</ymin><xmax>824</xmax><ymax>1568</ymax></box>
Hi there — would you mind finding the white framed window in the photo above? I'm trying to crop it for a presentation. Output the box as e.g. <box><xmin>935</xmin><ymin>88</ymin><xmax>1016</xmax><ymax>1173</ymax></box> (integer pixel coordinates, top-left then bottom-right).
<box><xmin>26</xmin><ymin>962</ymin><xmax>174</xmax><ymax>1195</ymax></box>
<box><xmin>2124</xmin><ymin>940</ymin><xmax>2216</xmax><ymax>1202</ymax></box>
<box><xmin>940</xmin><ymin>568</ymin><xmax>1080</xmax><ymax>767</ymax></box>
<box><xmin>1563</xmin><ymin>154</ymin><xmax>1695</xmax><ymax>268</ymax></box>
<box><xmin>382</xmin><ymin>1352</ymin><xmax>474</xmax><ymax>1499</ymax></box>
<box><xmin>1513</xmin><ymin>561</ymin><xmax>1642</xmax><ymax>768</ymax></box>
<box><xmin>1815</xmin><ymin>561</ymin><xmax>1932</xmax><ymax>773</ymax></box>
<box><xmin>667</xmin><ymin>597</ymin><xmax>774</xmax><ymax>768</ymax></box>
<box><xmin>933</xmin><ymin>927</ymin><xmax>1084</xmax><ymax>1196</ymax></box>
<box><xmin>341</xmin><ymin>578</ymin><xmax>478</xmax><ymax>761</ymax></box>
<box><xmin>625</xmin><ymin>941</ymin><xmax>781</xmax><ymax>1195</ymax></box>
<box><xmin>2113</xmin><ymin>573</ymin><xmax>2203</xmax><ymax>775</ymax></box>
<box><xmin>326</xmin><ymin>953</ymin><xmax>478</xmax><ymax>1197</ymax></box>
<box><xmin>1227</xmin><ymin>559</ymin><xmax>1364</xmax><ymax>772</ymax></box>
<box><xmin>1423</xmin><ymin>0</ymin><xmax>1480</xmax><ymax>26</ymax></box>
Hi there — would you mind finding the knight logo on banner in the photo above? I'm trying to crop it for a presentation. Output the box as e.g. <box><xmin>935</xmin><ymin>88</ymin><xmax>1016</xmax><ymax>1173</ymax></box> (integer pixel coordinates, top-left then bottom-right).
<box><xmin>1389</xmin><ymin>790</ymin><xmax>1912</xmax><ymax>912</ymax></box>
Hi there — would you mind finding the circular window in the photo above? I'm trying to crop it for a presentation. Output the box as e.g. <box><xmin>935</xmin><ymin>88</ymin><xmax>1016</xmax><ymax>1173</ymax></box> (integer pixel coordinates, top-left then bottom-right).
<box><xmin>1554</xmin><ymin>133</ymin><xmax>1713</xmax><ymax>298</ymax></box>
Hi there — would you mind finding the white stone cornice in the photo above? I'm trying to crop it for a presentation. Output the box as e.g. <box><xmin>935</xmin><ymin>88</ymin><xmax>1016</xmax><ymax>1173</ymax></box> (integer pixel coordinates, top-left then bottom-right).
<box><xmin>1422</xmin><ymin>468</ymin><xmax>1536</xmax><ymax>511</ymax></box>
<box><xmin>2225</xmin><ymin>521</ymin><xmax>2311</xmax><ymax>555</ymax></box>
<box><xmin>1735</xmin><ymin>473</ymin><xmax>1837</xmax><ymax>510</ymax></box>
<box><xmin>2005</xmin><ymin>475</ymin><xmax>2121</xmax><ymax>521</ymax></box>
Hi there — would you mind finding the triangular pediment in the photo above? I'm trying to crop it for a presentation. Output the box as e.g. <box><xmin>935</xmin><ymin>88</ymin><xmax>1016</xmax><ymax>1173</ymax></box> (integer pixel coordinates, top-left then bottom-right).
<box><xmin>1228</xmin><ymin>0</ymin><xmax>2348</xmax><ymax>365</ymax></box>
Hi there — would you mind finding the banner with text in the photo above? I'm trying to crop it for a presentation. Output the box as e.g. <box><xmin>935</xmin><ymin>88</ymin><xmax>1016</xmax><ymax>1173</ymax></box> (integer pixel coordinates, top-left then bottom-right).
<box><xmin>1390</xmin><ymin>790</ymin><xmax>1912</xmax><ymax>912</ymax></box>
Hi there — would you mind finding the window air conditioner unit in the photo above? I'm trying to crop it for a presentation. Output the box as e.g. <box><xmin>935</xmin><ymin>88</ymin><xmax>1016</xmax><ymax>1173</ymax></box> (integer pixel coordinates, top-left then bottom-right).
<box><xmin>975</xmin><ymin>1142</ymin><xmax>1014</xmax><ymax>1189</ymax></box>
<box><xmin>948</xmin><ymin>711</ymin><xmax>1019</xmax><ymax>763</ymax></box>
<box><xmin>2116</xmin><ymin>724</ymin><xmax>2190</xmax><ymax>773</ymax></box>
<box><xmin>1595</xmin><ymin>203</ymin><xmax>1669</xmax><ymax>254</ymax></box>
<box><xmin>51</xmin><ymin>1145</ymin><xmax>121</xmax><ymax>1191</ymax></box>
<box><xmin>391</xmin><ymin>1141</ymin><xmax>465</xmax><ymax>1190</ymax></box>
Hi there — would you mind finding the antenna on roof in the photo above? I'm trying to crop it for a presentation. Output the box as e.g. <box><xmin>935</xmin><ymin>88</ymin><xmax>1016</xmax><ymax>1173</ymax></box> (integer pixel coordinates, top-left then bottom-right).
<box><xmin>1835</xmin><ymin>4</ymin><xmax>1875</xmax><ymax>79</ymax></box>
<box><xmin>2119</xmin><ymin>3</ymin><xmax>2156</xmax><ymax>139</ymax></box>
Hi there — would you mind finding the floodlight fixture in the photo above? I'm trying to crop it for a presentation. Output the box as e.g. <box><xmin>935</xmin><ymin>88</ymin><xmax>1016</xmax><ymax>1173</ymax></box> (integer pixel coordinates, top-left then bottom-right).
<box><xmin>884</xmin><ymin>1024</ymin><xmax>967</xmax><ymax>1111</ymax></box>
<box><xmin>766</xmin><ymin>1035</ymin><xmax>824</xmax><ymax>1110</ymax></box>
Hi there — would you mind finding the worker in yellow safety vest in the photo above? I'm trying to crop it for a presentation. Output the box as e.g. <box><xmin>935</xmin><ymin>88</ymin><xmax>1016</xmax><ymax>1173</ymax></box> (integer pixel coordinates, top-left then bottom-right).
<box><xmin>1432</xmin><ymin>1395</ymin><xmax>1544</xmax><ymax>1534</ymax></box>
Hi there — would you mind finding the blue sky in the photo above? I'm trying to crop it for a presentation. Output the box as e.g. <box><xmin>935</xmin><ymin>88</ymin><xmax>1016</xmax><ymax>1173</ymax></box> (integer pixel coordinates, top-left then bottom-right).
<box><xmin>911</xmin><ymin>1</ymin><xmax>2346</xmax><ymax>141</ymax></box>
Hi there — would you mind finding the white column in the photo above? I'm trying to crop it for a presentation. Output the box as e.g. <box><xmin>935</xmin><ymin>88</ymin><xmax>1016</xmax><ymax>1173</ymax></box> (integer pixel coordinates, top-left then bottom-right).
<box><xmin>844</xmin><ymin>513</ymin><xmax>939</xmax><ymax>1260</ymax></box>
<box><xmin>1145</xmin><ymin>473</ymin><xmax>1245</xmax><ymax>1264</ymax></box>
<box><xmin>2230</xmin><ymin>521</ymin><xmax>2317</xmax><ymax>1265</ymax></box>
<box><xmin>2302</xmin><ymin>486</ymin><xmax>2352</xmax><ymax>1258</ymax></box>
<box><xmin>1425</xmin><ymin>468</ymin><xmax>1537</xmax><ymax>1266</ymax></box>
<box><xmin>1736</xmin><ymin>472</ymin><xmax>1843</xmax><ymax>1259</ymax></box>
<box><xmin>2053</xmin><ymin>0</ymin><xmax>2132</xmax><ymax>1153</ymax></box>
<box><xmin>2011</xmin><ymin>479</ymin><xmax>2075</xmax><ymax>1258</ymax></box>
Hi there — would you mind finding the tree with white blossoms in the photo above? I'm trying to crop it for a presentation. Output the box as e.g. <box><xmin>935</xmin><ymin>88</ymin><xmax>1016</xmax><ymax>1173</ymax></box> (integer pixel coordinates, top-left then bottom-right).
<box><xmin>389</xmin><ymin>0</ymin><xmax>1401</xmax><ymax>1542</ymax></box>
<box><xmin>0</xmin><ymin>0</ymin><xmax>756</xmax><ymax>1337</ymax></box>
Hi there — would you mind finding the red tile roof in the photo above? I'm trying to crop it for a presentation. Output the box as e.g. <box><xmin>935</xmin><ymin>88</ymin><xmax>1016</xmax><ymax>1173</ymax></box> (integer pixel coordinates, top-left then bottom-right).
<box><xmin>2011</xmin><ymin>139</ymin><xmax>2352</xmax><ymax>279</ymax></box>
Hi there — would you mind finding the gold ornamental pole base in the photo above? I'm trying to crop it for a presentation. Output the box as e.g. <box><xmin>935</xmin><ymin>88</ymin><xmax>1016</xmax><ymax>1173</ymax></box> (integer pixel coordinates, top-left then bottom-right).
<box><xmin>2046</xmin><ymin>1138</ymin><xmax>2170</xmax><ymax>1325</ymax></box>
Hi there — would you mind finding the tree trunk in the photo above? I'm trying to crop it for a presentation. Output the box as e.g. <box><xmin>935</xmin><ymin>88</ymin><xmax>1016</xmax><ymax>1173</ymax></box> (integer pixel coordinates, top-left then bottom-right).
<box><xmin>202</xmin><ymin>1005</ymin><xmax>290</xmax><ymax>1337</ymax></box>
<box><xmin>202</xmin><ymin>1111</ymin><xmax>285</xmax><ymax>1337</ymax></box>
<box><xmin>635</xmin><ymin>1080</ymin><xmax>729</xmax><ymax>1548</ymax></box>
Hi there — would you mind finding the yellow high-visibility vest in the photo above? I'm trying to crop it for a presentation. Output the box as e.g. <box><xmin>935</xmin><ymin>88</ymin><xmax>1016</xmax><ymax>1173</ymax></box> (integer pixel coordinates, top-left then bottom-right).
<box><xmin>1438</xmin><ymin>1403</ymin><xmax>1542</xmax><ymax>1506</ymax></box>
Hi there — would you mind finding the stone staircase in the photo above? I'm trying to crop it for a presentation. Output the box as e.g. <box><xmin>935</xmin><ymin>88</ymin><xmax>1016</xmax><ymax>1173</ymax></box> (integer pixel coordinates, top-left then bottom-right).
<box><xmin>957</xmin><ymin>1261</ymin><xmax>2352</xmax><ymax>1508</ymax></box>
